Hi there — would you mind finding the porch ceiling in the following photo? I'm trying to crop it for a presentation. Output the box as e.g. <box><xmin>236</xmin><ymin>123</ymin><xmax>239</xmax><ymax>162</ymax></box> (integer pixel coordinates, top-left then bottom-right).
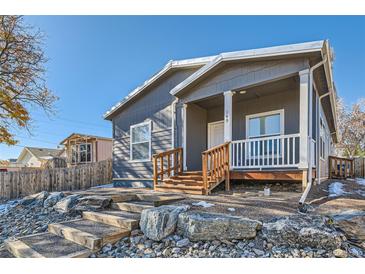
<box><xmin>194</xmin><ymin>76</ymin><xmax>298</xmax><ymax>109</ymax></box>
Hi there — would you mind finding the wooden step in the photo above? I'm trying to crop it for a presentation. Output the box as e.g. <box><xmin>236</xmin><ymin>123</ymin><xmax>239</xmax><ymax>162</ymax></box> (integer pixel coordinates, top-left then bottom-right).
<box><xmin>163</xmin><ymin>178</ymin><xmax>204</xmax><ymax>186</ymax></box>
<box><xmin>48</xmin><ymin>219</ymin><xmax>130</xmax><ymax>251</ymax></box>
<box><xmin>157</xmin><ymin>183</ymin><xmax>204</xmax><ymax>191</ymax></box>
<box><xmin>110</xmin><ymin>201</ymin><xmax>153</xmax><ymax>213</ymax></box>
<box><xmin>5</xmin><ymin>232</ymin><xmax>91</xmax><ymax>258</ymax></box>
<box><xmin>82</xmin><ymin>210</ymin><xmax>140</xmax><ymax>230</ymax></box>
<box><xmin>169</xmin><ymin>175</ymin><xmax>203</xmax><ymax>180</ymax></box>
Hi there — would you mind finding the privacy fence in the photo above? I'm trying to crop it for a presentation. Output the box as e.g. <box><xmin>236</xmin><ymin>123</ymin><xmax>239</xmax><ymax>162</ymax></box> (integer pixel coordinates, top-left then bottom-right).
<box><xmin>354</xmin><ymin>157</ymin><xmax>365</xmax><ymax>178</ymax></box>
<box><xmin>0</xmin><ymin>159</ymin><xmax>112</xmax><ymax>200</ymax></box>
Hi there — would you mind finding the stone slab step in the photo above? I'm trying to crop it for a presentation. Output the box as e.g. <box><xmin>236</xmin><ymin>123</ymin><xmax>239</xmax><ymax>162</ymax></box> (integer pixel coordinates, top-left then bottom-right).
<box><xmin>82</xmin><ymin>210</ymin><xmax>140</xmax><ymax>230</ymax></box>
<box><xmin>111</xmin><ymin>201</ymin><xmax>154</xmax><ymax>213</ymax></box>
<box><xmin>5</xmin><ymin>232</ymin><xmax>91</xmax><ymax>258</ymax></box>
<box><xmin>136</xmin><ymin>193</ymin><xmax>185</xmax><ymax>206</ymax></box>
<box><xmin>0</xmin><ymin>247</ymin><xmax>15</xmax><ymax>258</ymax></box>
<box><xmin>155</xmin><ymin>185</ymin><xmax>204</xmax><ymax>195</ymax></box>
<box><xmin>48</xmin><ymin>219</ymin><xmax>130</xmax><ymax>251</ymax></box>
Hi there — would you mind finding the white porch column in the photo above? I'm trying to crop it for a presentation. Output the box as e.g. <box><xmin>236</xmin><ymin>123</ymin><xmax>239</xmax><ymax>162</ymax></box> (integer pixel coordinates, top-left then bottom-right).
<box><xmin>182</xmin><ymin>103</ymin><xmax>187</xmax><ymax>170</ymax></box>
<box><xmin>224</xmin><ymin>91</ymin><xmax>234</xmax><ymax>142</ymax></box>
<box><xmin>299</xmin><ymin>69</ymin><xmax>309</xmax><ymax>170</ymax></box>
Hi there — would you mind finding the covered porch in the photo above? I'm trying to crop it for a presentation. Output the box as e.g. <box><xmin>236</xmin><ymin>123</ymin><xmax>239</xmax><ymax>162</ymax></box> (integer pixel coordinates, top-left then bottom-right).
<box><xmin>182</xmin><ymin>75</ymin><xmax>312</xmax><ymax>173</ymax></box>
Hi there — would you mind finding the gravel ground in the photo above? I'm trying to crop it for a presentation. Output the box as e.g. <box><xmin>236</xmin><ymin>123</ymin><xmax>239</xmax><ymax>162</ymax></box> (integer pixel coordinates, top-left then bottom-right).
<box><xmin>0</xmin><ymin>202</ymin><xmax>81</xmax><ymax>249</ymax></box>
<box><xmin>91</xmin><ymin>229</ymin><xmax>362</xmax><ymax>258</ymax></box>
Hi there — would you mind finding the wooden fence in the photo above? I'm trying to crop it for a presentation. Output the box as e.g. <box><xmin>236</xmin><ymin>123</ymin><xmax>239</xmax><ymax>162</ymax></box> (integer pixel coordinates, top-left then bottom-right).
<box><xmin>328</xmin><ymin>156</ymin><xmax>354</xmax><ymax>179</ymax></box>
<box><xmin>0</xmin><ymin>159</ymin><xmax>112</xmax><ymax>199</ymax></box>
<box><xmin>354</xmin><ymin>157</ymin><xmax>365</xmax><ymax>178</ymax></box>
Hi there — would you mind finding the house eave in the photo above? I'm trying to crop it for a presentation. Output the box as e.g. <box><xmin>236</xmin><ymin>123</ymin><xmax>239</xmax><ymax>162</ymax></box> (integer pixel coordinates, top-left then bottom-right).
<box><xmin>103</xmin><ymin>56</ymin><xmax>215</xmax><ymax>120</ymax></box>
<box><xmin>170</xmin><ymin>40</ymin><xmax>326</xmax><ymax>97</ymax></box>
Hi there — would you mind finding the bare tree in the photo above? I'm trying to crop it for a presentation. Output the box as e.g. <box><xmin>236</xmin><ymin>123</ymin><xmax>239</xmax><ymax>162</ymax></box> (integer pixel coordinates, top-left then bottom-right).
<box><xmin>0</xmin><ymin>15</ymin><xmax>57</xmax><ymax>145</ymax></box>
<box><xmin>336</xmin><ymin>97</ymin><xmax>365</xmax><ymax>157</ymax></box>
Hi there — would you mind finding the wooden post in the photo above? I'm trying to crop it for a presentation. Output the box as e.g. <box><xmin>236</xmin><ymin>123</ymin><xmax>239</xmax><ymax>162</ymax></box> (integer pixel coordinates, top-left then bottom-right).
<box><xmin>179</xmin><ymin>148</ymin><xmax>183</xmax><ymax>174</ymax></box>
<box><xmin>153</xmin><ymin>156</ymin><xmax>158</xmax><ymax>191</ymax></box>
<box><xmin>167</xmin><ymin>153</ymin><xmax>171</xmax><ymax>177</ymax></box>
<box><xmin>160</xmin><ymin>156</ymin><xmax>164</xmax><ymax>181</ymax></box>
<box><xmin>202</xmin><ymin>153</ymin><xmax>208</xmax><ymax>195</ymax></box>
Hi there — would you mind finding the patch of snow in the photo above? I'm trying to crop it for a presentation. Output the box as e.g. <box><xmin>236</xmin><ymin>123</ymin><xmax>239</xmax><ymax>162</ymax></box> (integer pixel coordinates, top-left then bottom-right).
<box><xmin>0</xmin><ymin>199</ymin><xmax>19</xmax><ymax>215</ymax></box>
<box><xmin>355</xmin><ymin>178</ymin><xmax>365</xmax><ymax>186</ymax></box>
<box><xmin>91</xmin><ymin>184</ymin><xmax>114</xmax><ymax>189</ymax></box>
<box><xmin>328</xmin><ymin>182</ymin><xmax>348</xmax><ymax>197</ymax></box>
<box><xmin>356</xmin><ymin>190</ymin><xmax>365</xmax><ymax>197</ymax></box>
<box><xmin>192</xmin><ymin>201</ymin><xmax>215</xmax><ymax>208</ymax></box>
<box><xmin>227</xmin><ymin>208</ymin><xmax>236</xmax><ymax>212</ymax></box>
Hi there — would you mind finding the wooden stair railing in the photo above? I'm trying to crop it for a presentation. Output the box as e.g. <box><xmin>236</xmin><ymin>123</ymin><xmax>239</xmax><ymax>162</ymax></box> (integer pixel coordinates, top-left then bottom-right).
<box><xmin>202</xmin><ymin>142</ymin><xmax>230</xmax><ymax>194</ymax></box>
<box><xmin>153</xmin><ymin>147</ymin><xmax>183</xmax><ymax>190</ymax></box>
<box><xmin>328</xmin><ymin>155</ymin><xmax>354</xmax><ymax>179</ymax></box>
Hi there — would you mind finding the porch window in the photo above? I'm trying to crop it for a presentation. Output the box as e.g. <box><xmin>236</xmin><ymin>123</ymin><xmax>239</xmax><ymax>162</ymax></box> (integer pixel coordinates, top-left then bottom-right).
<box><xmin>130</xmin><ymin>121</ymin><xmax>151</xmax><ymax>161</ymax></box>
<box><xmin>246</xmin><ymin>110</ymin><xmax>284</xmax><ymax>157</ymax></box>
<box><xmin>246</xmin><ymin>109</ymin><xmax>284</xmax><ymax>138</ymax></box>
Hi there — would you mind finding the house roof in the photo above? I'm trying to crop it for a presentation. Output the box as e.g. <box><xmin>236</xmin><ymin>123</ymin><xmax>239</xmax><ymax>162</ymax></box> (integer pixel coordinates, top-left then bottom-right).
<box><xmin>170</xmin><ymin>40</ymin><xmax>327</xmax><ymax>96</ymax></box>
<box><xmin>17</xmin><ymin>147</ymin><xmax>63</xmax><ymax>163</ymax></box>
<box><xmin>60</xmin><ymin>133</ymin><xmax>113</xmax><ymax>145</ymax></box>
<box><xmin>103</xmin><ymin>55</ymin><xmax>216</xmax><ymax>120</ymax></box>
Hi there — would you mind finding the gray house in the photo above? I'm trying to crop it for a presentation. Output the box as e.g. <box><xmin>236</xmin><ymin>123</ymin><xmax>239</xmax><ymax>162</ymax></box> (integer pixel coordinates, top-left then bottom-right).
<box><xmin>104</xmin><ymin>40</ymin><xmax>337</xmax><ymax>196</ymax></box>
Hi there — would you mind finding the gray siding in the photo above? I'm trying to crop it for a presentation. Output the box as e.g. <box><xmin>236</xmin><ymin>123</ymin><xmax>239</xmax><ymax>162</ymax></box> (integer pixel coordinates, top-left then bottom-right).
<box><xmin>207</xmin><ymin>88</ymin><xmax>300</xmax><ymax>140</ymax></box>
<box><xmin>112</xmin><ymin>68</ymin><xmax>197</xmax><ymax>180</ymax></box>
<box><xmin>186</xmin><ymin>104</ymin><xmax>207</xmax><ymax>170</ymax></box>
<box><xmin>178</xmin><ymin>58</ymin><xmax>309</xmax><ymax>103</ymax></box>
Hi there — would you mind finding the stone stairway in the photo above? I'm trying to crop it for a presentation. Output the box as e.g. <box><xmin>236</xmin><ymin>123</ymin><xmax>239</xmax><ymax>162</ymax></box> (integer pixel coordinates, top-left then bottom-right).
<box><xmin>3</xmin><ymin>193</ymin><xmax>184</xmax><ymax>258</ymax></box>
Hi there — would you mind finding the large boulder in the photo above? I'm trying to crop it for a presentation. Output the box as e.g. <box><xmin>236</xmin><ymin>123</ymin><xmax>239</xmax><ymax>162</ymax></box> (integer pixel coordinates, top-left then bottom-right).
<box><xmin>262</xmin><ymin>214</ymin><xmax>344</xmax><ymax>249</ymax></box>
<box><xmin>20</xmin><ymin>191</ymin><xmax>49</xmax><ymax>206</ymax></box>
<box><xmin>177</xmin><ymin>211</ymin><xmax>262</xmax><ymax>241</ymax></box>
<box><xmin>43</xmin><ymin>192</ymin><xmax>64</xmax><ymax>208</ymax></box>
<box><xmin>140</xmin><ymin>205</ymin><xmax>189</xmax><ymax>241</ymax></box>
<box><xmin>54</xmin><ymin>194</ymin><xmax>81</xmax><ymax>213</ymax></box>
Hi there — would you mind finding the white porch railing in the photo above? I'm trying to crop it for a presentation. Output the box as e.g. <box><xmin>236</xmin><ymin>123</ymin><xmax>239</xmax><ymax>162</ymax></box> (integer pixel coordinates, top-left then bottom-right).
<box><xmin>230</xmin><ymin>134</ymin><xmax>300</xmax><ymax>169</ymax></box>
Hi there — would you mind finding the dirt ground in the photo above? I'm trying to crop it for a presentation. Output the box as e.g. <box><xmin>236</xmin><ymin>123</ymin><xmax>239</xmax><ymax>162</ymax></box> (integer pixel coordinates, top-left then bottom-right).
<box><xmin>76</xmin><ymin>178</ymin><xmax>365</xmax><ymax>222</ymax></box>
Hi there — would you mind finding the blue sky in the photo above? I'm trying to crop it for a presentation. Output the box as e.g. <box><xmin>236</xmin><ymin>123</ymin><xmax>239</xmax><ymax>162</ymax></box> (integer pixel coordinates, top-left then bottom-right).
<box><xmin>1</xmin><ymin>16</ymin><xmax>364</xmax><ymax>159</ymax></box>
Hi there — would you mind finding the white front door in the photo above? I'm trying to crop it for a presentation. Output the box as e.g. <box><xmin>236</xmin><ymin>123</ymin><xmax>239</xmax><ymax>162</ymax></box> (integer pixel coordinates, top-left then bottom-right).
<box><xmin>208</xmin><ymin>121</ymin><xmax>224</xmax><ymax>149</ymax></box>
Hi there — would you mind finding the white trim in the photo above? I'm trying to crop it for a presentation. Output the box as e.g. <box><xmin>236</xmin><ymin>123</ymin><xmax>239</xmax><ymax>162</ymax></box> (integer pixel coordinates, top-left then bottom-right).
<box><xmin>299</xmin><ymin>69</ymin><xmax>309</xmax><ymax>169</ymax></box>
<box><xmin>171</xmin><ymin>99</ymin><xmax>178</xmax><ymax>150</ymax></box>
<box><xmin>182</xmin><ymin>104</ymin><xmax>187</xmax><ymax>170</ymax></box>
<box><xmin>207</xmin><ymin>120</ymin><xmax>224</xmax><ymax>148</ymax></box>
<box><xmin>245</xmin><ymin>109</ymin><xmax>285</xmax><ymax>138</ymax></box>
<box><xmin>129</xmin><ymin>120</ymin><xmax>152</xmax><ymax>162</ymax></box>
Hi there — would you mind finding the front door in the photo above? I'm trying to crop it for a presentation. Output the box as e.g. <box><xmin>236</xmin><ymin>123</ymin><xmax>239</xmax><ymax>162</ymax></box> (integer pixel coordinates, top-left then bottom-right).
<box><xmin>208</xmin><ymin>121</ymin><xmax>224</xmax><ymax>149</ymax></box>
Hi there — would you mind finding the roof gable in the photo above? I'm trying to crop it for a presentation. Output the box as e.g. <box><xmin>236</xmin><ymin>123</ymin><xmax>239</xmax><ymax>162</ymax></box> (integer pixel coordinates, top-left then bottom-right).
<box><xmin>171</xmin><ymin>40</ymin><xmax>325</xmax><ymax>96</ymax></box>
<box><xmin>103</xmin><ymin>56</ymin><xmax>215</xmax><ymax>120</ymax></box>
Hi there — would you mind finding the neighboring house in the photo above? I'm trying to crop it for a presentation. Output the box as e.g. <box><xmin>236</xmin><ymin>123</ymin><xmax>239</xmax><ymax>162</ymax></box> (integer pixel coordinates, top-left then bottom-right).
<box><xmin>60</xmin><ymin>133</ymin><xmax>112</xmax><ymax>166</ymax></box>
<box><xmin>16</xmin><ymin>147</ymin><xmax>63</xmax><ymax>168</ymax></box>
<box><xmin>104</xmin><ymin>40</ymin><xmax>337</xmax><ymax>194</ymax></box>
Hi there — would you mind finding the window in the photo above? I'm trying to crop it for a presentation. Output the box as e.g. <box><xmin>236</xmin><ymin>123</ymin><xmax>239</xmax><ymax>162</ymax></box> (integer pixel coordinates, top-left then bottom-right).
<box><xmin>130</xmin><ymin>121</ymin><xmax>151</xmax><ymax>161</ymax></box>
<box><xmin>71</xmin><ymin>143</ymin><xmax>92</xmax><ymax>164</ymax></box>
<box><xmin>246</xmin><ymin>110</ymin><xmax>284</xmax><ymax>138</ymax></box>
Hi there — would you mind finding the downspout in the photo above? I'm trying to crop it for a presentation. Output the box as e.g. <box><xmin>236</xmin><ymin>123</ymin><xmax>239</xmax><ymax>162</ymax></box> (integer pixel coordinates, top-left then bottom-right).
<box><xmin>299</xmin><ymin>56</ymin><xmax>328</xmax><ymax>205</ymax></box>
<box><xmin>316</xmin><ymin>89</ymin><xmax>333</xmax><ymax>185</ymax></box>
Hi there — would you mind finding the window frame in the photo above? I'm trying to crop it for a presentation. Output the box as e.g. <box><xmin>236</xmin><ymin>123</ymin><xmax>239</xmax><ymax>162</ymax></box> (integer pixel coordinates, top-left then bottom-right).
<box><xmin>71</xmin><ymin>143</ymin><xmax>92</xmax><ymax>164</ymax></box>
<box><xmin>245</xmin><ymin>109</ymin><xmax>285</xmax><ymax>139</ymax></box>
<box><xmin>129</xmin><ymin>120</ymin><xmax>152</xmax><ymax>162</ymax></box>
